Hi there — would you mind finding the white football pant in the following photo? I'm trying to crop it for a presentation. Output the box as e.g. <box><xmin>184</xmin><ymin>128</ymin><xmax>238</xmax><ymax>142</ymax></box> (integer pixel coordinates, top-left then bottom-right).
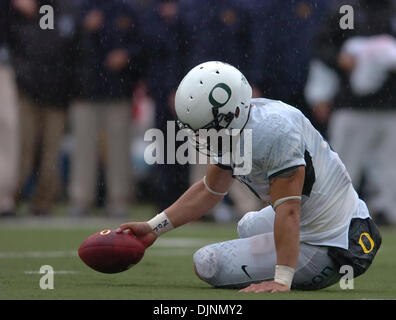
<box><xmin>193</xmin><ymin>206</ymin><xmax>341</xmax><ymax>290</ymax></box>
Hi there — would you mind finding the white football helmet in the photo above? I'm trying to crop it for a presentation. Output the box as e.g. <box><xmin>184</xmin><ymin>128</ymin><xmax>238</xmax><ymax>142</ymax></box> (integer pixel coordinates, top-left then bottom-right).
<box><xmin>175</xmin><ymin>61</ymin><xmax>252</xmax><ymax>132</ymax></box>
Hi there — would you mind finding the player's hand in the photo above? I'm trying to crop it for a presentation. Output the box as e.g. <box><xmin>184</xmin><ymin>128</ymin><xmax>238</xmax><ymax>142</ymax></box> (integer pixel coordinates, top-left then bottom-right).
<box><xmin>312</xmin><ymin>102</ymin><xmax>331</xmax><ymax>125</ymax></box>
<box><xmin>239</xmin><ymin>281</ymin><xmax>290</xmax><ymax>293</ymax></box>
<box><xmin>251</xmin><ymin>85</ymin><xmax>262</xmax><ymax>98</ymax></box>
<box><xmin>116</xmin><ymin>222</ymin><xmax>157</xmax><ymax>248</ymax></box>
<box><xmin>84</xmin><ymin>9</ymin><xmax>104</xmax><ymax>32</ymax></box>
<box><xmin>12</xmin><ymin>0</ymin><xmax>38</xmax><ymax>19</ymax></box>
<box><xmin>105</xmin><ymin>49</ymin><xmax>130</xmax><ymax>71</ymax></box>
<box><xmin>338</xmin><ymin>52</ymin><xmax>356</xmax><ymax>72</ymax></box>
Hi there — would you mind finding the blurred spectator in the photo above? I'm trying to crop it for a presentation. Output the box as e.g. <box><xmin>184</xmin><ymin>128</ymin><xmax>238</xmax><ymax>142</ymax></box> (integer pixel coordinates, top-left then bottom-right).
<box><xmin>310</xmin><ymin>0</ymin><xmax>396</xmax><ymax>224</ymax></box>
<box><xmin>129</xmin><ymin>81</ymin><xmax>156</xmax><ymax>196</ymax></box>
<box><xmin>179</xmin><ymin>0</ymin><xmax>252</xmax><ymax>74</ymax></box>
<box><xmin>0</xmin><ymin>0</ymin><xmax>18</xmax><ymax>217</ymax></box>
<box><xmin>69</xmin><ymin>0</ymin><xmax>143</xmax><ymax>217</ymax></box>
<box><xmin>239</xmin><ymin>0</ymin><xmax>273</xmax><ymax>98</ymax></box>
<box><xmin>3</xmin><ymin>0</ymin><xmax>394</xmax><ymax>223</ymax></box>
<box><xmin>245</xmin><ymin>0</ymin><xmax>331</xmax><ymax>132</ymax></box>
<box><xmin>132</xmin><ymin>0</ymin><xmax>156</xmax><ymax>14</ymax></box>
<box><xmin>7</xmin><ymin>0</ymin><xmax>80</xmax><ymax>215</ymax></box>
<box><xmin>178</xmin><ymin>0</ymin><xmax>262</xmax><ymax>219</ymax></box>
<box><xmin>140</xmin><ymin>0</ymin><xmax>190</xmax><ymax>209</ymax></box>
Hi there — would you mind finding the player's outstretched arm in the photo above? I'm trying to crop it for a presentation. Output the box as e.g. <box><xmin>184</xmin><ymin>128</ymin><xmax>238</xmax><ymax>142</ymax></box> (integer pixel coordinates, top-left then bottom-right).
<box><xmin>164</xmin><ymin>164</ymin><xmax>233</xmax><ymax>227</ymax></box>
<box><xmin>240</xmin><ymin>166</ymin><xmax>305</xmax><ymax>293</ymax></box>
<box><xmin>117</xmin><ymin>164</ymin><xmax>233</xmax><ymax>247</ymax></box>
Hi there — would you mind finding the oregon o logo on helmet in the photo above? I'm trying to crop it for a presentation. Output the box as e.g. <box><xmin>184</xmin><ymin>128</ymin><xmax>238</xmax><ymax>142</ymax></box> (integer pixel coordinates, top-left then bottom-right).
<box><xmin>208</xmin><ymin>83</ymin><xmax>232</xmax><ymax>109</ymax></box>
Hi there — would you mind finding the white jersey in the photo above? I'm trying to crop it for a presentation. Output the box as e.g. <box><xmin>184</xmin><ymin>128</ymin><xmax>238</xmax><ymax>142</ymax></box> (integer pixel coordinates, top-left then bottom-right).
<box><xmin>232</xmin><ymin>98</ymin><xmax>369</xmax><ymax>249</ymax></box>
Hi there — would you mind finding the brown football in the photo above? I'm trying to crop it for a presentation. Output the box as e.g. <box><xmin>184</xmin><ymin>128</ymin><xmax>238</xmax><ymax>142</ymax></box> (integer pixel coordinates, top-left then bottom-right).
<box><xmin>78</xmin><ymin>229</ymin><xmax>145</xmax><ymax>274</ymax></box>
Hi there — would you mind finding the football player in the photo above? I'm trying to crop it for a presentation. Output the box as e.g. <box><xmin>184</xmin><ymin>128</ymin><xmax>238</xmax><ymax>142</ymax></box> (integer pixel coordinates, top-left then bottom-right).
<box><xmin>117</xmin><ymin>61</ymin><xmax>381</xmax><ymax>292</ymax></box>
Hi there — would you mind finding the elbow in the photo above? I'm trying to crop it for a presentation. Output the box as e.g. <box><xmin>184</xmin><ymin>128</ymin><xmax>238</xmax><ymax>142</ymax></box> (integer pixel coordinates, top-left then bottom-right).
<box><xmin>291</xmin><ymin>207</ymin><xmax>301</xmax><ymax>224</ymax></box>
<box><xmin>276</xmin><ymin>201</ymin><xmax>301</xmax><ymax>223</ymax></box>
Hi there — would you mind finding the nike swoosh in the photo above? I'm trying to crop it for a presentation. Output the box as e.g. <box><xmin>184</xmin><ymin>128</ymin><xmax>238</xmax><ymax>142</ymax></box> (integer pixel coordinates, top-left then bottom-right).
<box><xmin>241</xmin><ymin>265</ymin><xmax>252</xmax><ymax>279</ymax></box>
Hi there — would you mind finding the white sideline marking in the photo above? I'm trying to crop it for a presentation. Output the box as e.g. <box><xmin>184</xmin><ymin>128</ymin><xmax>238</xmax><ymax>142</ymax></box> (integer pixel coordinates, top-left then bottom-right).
<box><xmin>0</xmin><ymin>250</ymin><xmax>77</xmax><ymax>259</ymax></box>
<box><xmin>153</xmin><ymin>237</ymin><xmax>214</xmax><ymax>248</ymax></box>
<box><xmin>0</xmin><ymin>237</ymin><xmax>218</xmax><ymax>259</ymax></box>
<box><xmin>24</xmin><ymin>270</ymin><xmax>79</xmax><ymax>275</ymax></box>
<box><xmin>151</xmin><ymin>249</ymin><xmax>193</xmax><ymax>256</ymax></box>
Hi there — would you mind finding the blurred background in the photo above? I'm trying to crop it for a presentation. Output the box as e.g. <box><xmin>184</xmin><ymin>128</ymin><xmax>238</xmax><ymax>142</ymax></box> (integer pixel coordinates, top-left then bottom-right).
<box><xmin>0</xmin><ymin>0</ymin><xmax>395</xmax><ymax>226</ymax></box>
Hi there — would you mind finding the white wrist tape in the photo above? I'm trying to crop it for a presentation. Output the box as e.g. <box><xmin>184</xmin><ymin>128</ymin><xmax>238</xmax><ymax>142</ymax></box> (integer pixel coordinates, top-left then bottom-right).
<box><xmin>274</xmin><ymin>265</ymin><xmax>295</xmax><ymax>289</ymax></box>
<box><xmin>147</xmin><ymin>212</ymin><xmax>174</xmax><ymax>236</ymax></box>
<box><xmin>203</xmin><ymin>176</ymin><xmax>228</xmax><ymax>196</ymax></box>
<box><xmin>272</xmin><ymin>196</ymin><xmax>302</xmax><ymax>210</ymax></box>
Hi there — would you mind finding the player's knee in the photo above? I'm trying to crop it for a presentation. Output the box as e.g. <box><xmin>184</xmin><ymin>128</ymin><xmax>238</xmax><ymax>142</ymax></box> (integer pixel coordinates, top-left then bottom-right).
<box><xmin>238</xmin><ymin>208</ymin><xmax>275</xmax><ymax>238</ymax></box>
<box><xmin>237</xmin><ymin>211</ymin><xmax>256</xmax><ymax>238</ymax></box>
<box><xmin>193</xmin><ymin>246</ymin><xmax>219</xmax><ymax>286</ymax></box>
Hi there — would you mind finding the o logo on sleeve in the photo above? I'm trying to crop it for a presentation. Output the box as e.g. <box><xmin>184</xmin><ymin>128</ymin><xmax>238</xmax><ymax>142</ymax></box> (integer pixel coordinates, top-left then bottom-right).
<box><xmin>99</xmin><ymin>229</ymin><xmax>111</xmax><ymax>236</ymax></box>
<box><xmin>208</xmin><ymin>83</ymin><xmax>232</xmax><ymax>109</ymax></box>
<box><xmin>358</xmin><ymin>232</ymin><xmax>374</xmax><ymax>253</ymax></box>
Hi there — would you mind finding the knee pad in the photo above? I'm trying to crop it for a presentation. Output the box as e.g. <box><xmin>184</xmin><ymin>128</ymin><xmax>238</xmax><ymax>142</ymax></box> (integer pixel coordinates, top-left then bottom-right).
<box><xmin>193</xmin><ymin>246</ymin><xmax>219</xmax><ymax>285</ymax></box>
<box><xmin>237</xmin><ymin>211</ymin><xmax>256</xmax><ymax>238</ymax></box>
<box><xmin>237</xmin><ymin>208</ymin><xmax>275</xmax><ymax>238</ymax></box>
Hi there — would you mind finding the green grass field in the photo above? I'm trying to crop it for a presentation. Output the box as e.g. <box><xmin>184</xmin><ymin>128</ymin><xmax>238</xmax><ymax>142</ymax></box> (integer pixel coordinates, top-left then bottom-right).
<box><xmin>0</xmin><ymin>207</ymin><xmax>395</xmax><ymax>300</ymax></box>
